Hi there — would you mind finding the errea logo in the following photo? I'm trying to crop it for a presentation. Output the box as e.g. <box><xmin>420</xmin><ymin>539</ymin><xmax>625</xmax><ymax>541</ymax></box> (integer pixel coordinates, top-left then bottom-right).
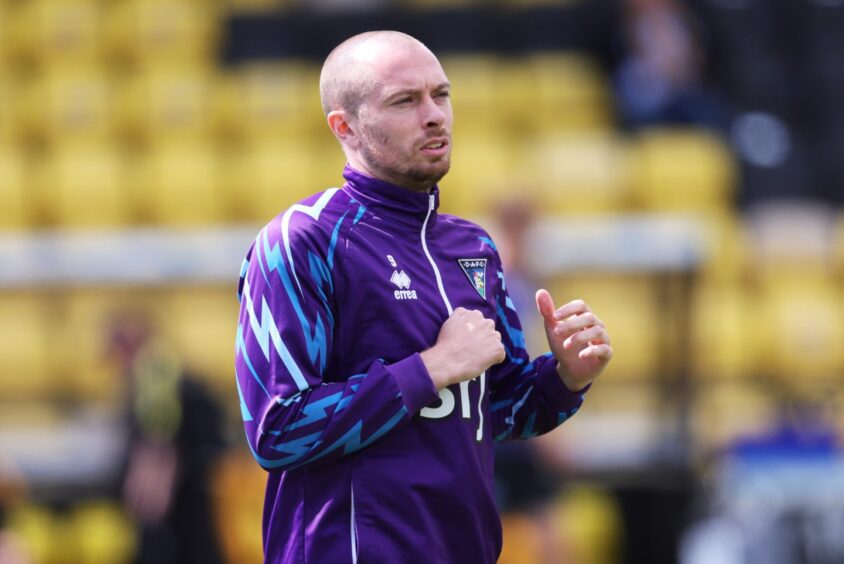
<box><xmin>390</xmin><ymin>270</ymin><xmax>417</xmax><ymax>300</ymax></box>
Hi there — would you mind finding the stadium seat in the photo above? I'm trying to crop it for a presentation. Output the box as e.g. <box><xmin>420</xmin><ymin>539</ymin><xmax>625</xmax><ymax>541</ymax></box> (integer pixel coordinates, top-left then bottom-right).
<box><xmin>696</xmin><ymin>211</ymin><xmax>749</xmax><ymax>284</ymax></box>
<box><xmin>545</xmin><ymin>274</ymin><xmax>662</xmax><ymax>382</ymax></box>
<box><xmin>438</xmin><ymin>131</ymin><xmax>519</xmax><ymax>219</ymax></box>
<box><xmin>518</xmin><ymin>132</ymin><xmax>631</xmax><ymax>215</ymax></box>
<box><xmin>116</xmin><ymin>66</ymin><xmax>218</xmax><ymax>145</ymax></box>
<box><xmin>0</xmin><ymin>145</ymin><xmax>32</xmax><ymax>230</ymax></box>
<box><xmin>440</xmin><ymin>54</ymin><xmax>506</xmax><ymax>136</ymax></box>
<box><xmin>216</xmin><ymin>62</ymin><xmax>325</xmax><ymax>144</ymax></box>
<box><xmin>550</xmin><ymin>485</ymin><xmax>623</xmax><ymax>564</ymax></box>
<box><xmin>38</xmin><ymin>144</ymin><xmax>130</xmax><ymax>229</ymax></box>
<box><xmin>224</xmin><ymin>139</ymin><xmax>345</xmax><ymax>223</ymax></box>
<box><xmin>7</xmin><ymin>503</ymin><xmax>62</xmax><ymax>564</ymax></box>
<box><xmin>17</xmin><ymin>65</ymin><xmax>116</xmax><ymax>147</ymax></box>
<box><xmin>689</xmin><ymin>280</ymin><xmax>758</xmax><ymax>381</ymax></box>
<box><xmin>103</xmin><ymin>0</ymin><xmax>219</xmax><ymax>68</ymax></box>
<box><xmin>753</xmin><ymin>274</ymin><xmax>844</xmax><ymax>384</ymax></box>
<box><xmin>3</xmin><ymin>0</ymin><xmax>103</xmax><ymax>68</ymax></box>
<box><xmin>0</xmin><ymin>293</ymin><xmax>52</xmax><ymax>401</ymax></box>
<box><xmin>0</xmin><ymin>77</ymin><xmax>18</xmax><ymax>143</ymax></box>
<box><xmin>157</xmin><ymin>286</ymin><xmax>239</xmax><ymax>389</ymax></box>
<box><xmin>503</xmin><ymin>52</ymin><xmax>613</xmax><ymax>134</ymax></box>
<box><xmin>629</xmin><ymin>128</ymin><xmax>737</xmax><ymax>213</ymax></box>
<box><xmin>70</xmin><ymin>501</ymin><xmax>136</xmax><ymax>564</ymax></box>
<box><xmin>135</xmin><ymin>141</ymin><xmax>224</xmax><ymax>226</ymax></box>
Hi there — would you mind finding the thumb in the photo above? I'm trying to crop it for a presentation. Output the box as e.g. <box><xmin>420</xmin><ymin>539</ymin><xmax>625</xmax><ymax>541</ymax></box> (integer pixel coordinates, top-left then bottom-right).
<box><xmin>535</xmin><ymin>289</ymin><xmax>556</xmax><ymax>324</ymax></box>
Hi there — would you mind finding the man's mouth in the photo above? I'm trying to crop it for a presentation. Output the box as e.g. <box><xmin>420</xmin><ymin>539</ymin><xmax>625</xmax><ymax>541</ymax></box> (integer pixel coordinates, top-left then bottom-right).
<box><xmin>421</xmin><ymin>138</ymin><xmax>449</xmax><ymax>153</ymax></box>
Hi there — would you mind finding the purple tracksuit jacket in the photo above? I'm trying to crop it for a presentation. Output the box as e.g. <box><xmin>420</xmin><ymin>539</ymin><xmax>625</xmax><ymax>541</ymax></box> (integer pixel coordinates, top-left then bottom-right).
<box><xmin>235</xmin><ymin>165</ymin><xmax>587</xmax><ymax>563</ymax></box>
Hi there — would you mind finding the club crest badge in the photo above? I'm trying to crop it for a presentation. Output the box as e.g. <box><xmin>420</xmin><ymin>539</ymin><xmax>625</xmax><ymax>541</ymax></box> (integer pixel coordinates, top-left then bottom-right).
<box><xmin>457</xmin><ymin>258</ymin><xmax>487</xmax><ymax>299</ymax></box>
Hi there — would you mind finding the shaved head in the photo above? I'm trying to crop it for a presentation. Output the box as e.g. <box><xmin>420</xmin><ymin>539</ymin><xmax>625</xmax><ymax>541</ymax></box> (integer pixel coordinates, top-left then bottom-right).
<box><xmin>319</xmin><ymin>31</ymin><xmax>433</xmax><ymax>117</ymax></box>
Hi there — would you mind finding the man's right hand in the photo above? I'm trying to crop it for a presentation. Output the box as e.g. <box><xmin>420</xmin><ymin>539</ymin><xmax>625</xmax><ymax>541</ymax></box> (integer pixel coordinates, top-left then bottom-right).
<box><xmin>420</xmin><ymin>307</ymin><xmax>506</xmax><ymax>390</ymax></box>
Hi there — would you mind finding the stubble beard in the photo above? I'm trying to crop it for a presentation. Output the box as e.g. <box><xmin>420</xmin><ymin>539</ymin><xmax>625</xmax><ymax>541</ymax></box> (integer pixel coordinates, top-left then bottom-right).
<box><xmin>360</xmin><ymin>129</ymin><xmax>451</xmax><ymax>193</ymax></box>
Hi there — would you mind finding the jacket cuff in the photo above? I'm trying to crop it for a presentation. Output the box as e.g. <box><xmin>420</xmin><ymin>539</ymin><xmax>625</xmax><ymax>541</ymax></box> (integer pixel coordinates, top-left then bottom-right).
<box><xmin>387</xmin><ymin>353</ymin><xmax>439</xmax><ymax>414</ymax></box>
<box><xmin>534</xmin><ymin>354</ymin><xmax>591</xmax><ymax>412</ymax></box>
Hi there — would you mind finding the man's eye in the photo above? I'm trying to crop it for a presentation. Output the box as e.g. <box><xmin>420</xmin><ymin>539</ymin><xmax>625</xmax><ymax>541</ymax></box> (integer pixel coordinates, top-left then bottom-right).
<box><xmin>436</xmin><ymin>91</ymin><xmax>450</xmax><ymax>98</ymax></box>
<box><xmin>394</xmin><ymin>97</ymin><xmax>412</xmax><ymax>105</ymax></box>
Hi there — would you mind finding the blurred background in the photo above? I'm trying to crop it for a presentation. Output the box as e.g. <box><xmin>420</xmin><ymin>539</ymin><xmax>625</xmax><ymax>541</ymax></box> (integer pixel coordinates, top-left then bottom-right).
<box><xmin>0</xmin><ymin>0</ymin><xmax>843</xmax><ymax>562</ymax></box>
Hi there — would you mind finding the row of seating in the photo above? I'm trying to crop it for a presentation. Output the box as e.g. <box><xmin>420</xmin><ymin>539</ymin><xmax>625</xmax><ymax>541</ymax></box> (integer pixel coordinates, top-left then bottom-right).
<box><xmin>0</xmin><ymin>52</ymin><xmax>612</xmax><ymax>146</ymax></box>
<box><xmin>2</xmin><ymin>264</ymin><xmax>843</xmax><ymax>404</ymax></box>
<box><xmin>0</xmin><ymin>0</ymin><xmax>219</xmax><ymax>70</ymax></box>
<box><xmin>0</xmin><ymin>126</ymin><xmax>735</xmax><ymax>229</ymax></box>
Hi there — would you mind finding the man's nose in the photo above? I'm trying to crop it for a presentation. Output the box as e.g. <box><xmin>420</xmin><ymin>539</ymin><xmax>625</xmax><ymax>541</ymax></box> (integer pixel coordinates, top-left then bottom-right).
<box><xmin>421</xmin><ymin>95</ymin><xmax>447</xmax><ymax>128</ymax></box>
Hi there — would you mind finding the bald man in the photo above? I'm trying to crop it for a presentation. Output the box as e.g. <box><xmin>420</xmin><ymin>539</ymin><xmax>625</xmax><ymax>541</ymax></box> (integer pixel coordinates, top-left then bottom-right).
<box><xmin>235</xmin><ymin>31</ymin><xmax>612</xmax><ymax>563</ymax></box>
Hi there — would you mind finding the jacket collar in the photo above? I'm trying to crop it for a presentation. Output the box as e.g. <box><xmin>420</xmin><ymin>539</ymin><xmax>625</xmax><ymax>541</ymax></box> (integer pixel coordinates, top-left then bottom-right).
<box><xmin>340</xmin><ymin>165</ymin><xmax>439</xmax><ymax>228</ymax></box>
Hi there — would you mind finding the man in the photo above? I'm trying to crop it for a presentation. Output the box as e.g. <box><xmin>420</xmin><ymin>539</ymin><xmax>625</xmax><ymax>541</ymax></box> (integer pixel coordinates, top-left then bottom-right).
<box><xmin>235</xmin><ymin>31</ymin><xmax>613</xmax><ymax>563</ymax></box>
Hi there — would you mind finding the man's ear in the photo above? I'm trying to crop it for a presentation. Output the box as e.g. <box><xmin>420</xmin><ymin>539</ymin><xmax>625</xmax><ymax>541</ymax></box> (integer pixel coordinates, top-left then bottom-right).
<box><xmin>327</xmin><ymin>111</ymin><xmax>359</xmax><ymax>148</ymax></box>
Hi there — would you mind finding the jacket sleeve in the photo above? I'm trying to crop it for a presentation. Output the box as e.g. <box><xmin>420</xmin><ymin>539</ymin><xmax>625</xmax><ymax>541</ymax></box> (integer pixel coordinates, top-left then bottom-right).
<box><xmin>235</xmin><ymin>214</ymin><xmax>437</xmax><ymax>472</ymax></box>
<box><xmin>486</xmin><ymin>248</ymin><xmax>588</xmax><ymax>443</ymax></box>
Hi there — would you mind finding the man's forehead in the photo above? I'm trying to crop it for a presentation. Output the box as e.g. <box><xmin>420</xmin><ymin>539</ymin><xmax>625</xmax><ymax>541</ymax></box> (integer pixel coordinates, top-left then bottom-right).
<box><xmin>355</xmin><ymin>41</ymin><xmax>443</xmax><ymax>77</ymax></box>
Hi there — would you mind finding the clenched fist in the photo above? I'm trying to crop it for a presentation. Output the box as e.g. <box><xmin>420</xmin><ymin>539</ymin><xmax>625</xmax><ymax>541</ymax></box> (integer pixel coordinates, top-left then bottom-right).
<box><xmin>420</xmin><ymin>307</ymin><xmax>506</xmax><ymax>390</ymax></box>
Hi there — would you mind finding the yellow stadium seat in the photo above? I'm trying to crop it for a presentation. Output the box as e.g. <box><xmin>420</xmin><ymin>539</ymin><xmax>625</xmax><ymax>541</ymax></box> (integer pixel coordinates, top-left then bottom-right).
<box><xmin>550</xmin><ymin>485</ymin><xmax>623</xmax><ymax>564</ymax></box>
<box><xmin>135</xmin><ymin>141</ymin><xmax>224</xmax><ymax>226</ymax></box>
<box><xmin>217</xmin><ymin>62</ymin><xmax>325</xmax><ymax>144</ymax></box>
<box><xmin>753</xmin><ymin>274</ymin><xmax>844</xmax><ymax>383</ymax></box>
<box><xmin>103</xmin><ymin>0</ymin><xmax>219</xmax><ymax>68</ymax></box>
<box><xmin>117</xmin><ymin>66</ymin><xmax>217</xmax><ymax>145</ymax></box>
<box><xmin>37</xmin><ymin>144</ymin><xmax>130</xmax><ymax>229</ymax></box>
<box><xmin>545</xmin><ymin>274</ymin><xmax>662</xmax><ymax>381</ymax></box>
<box><xmin>212</xmin><ymin>451</ymin><xmax>266</xmax><ymax>564</ymax></box>
<box><xmin>157</xmin><ymin>286</ymin><xmax>239</xmax><ymax>389</ymax></box>
<box><xmin>17</xmin><ymin>66</ymin><xmax>116</xmax><ymax>146</ymax></box>
<box><xmin>0</xmin><ymin>293</ymin><xmax>52</xmax><ymax>401</ymax></box>
<box><xmin>690</xmin><ymin>382</ymin><xmax>777</xmax><ymax>453</ymax></box>
<box><xmin>8</xmin><ymin>503</ymin><xmax>63</xmax><ymax>564</ymax></box>
<box><xmin>224</xmin><ymin>139</ymin><xmax>344</xmax><ymax>223</ymax></box>
<box><xmin>0</xmin><ymin>145</ymin><xmax>32</xmax><ymax>230</ymax></box>
<box><xmin>502</xmin><ymin>53</ymin><xmax>613</xmax><ymax>134</ymax></box>
<box><xmin>4</xmin><ymin>0</ymin><xmax>103</xmax><ymax>68</ymax></box>
<box><xmin>0</xmin><ymin>77</ymin><xmax>19</xmax><ymax>143</ymax></box>
<box><xmin>629</xmin><ymin>128</ymin><xmax>736</xmax><ymax>213</ymax></box>
<box><xmin>70</xmin><ymin>501</ymin><xmax>136</xmax><ymax>564</ymax></box>
<box><xmin>696</xmin><ymin>211</ymin><xmax>749</xmax><ymax>284</ymax></box>
<box><xmin>440</xmin><ymin>55</ymin><xmax>506</xmax><ymax>135</ymax></box>
<box><xmin>519</xmin><ymin>132</ymin><xmax>631</xmax><ymax>215</ymax></box>
<box><xmin>438</xmin><ymin>131</ymin><xmax>520</xmax><ymax>219</ymax></box>
<box><xmin>689</xmin><ymin>280</ymin><xmax>758</xmax><ymax>381</ymax></box>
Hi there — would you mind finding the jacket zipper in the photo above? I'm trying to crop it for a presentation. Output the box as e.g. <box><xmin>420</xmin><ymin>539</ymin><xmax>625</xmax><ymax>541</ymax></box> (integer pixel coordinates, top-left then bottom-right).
<box><xmin>421</xmin><ymin>193</ymin><xmax>485</xmax><ymax>442</ymax></box>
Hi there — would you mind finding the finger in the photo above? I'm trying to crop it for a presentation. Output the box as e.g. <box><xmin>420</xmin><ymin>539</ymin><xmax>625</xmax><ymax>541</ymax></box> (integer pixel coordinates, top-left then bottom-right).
<box><xmin>578</xmin><ymin>344</ymin><xmax>613</xmax><ymax>361</ymax></box>
<box><xmin>535</xmin><ymin>289</ymin><xmax>557</xmax><ymax>323</ymax></box>
<box><xmin>553</xmin><ymin>299</ymin><xmax>592</xmax><ymax>321</ymax></box>
<box><xmin>563</xmin><ymin>326</ymin><xmax>608</xmax><ymax>349</ymax></box>
<box><xmin>552</xmin><ymin>312</ymin><xmax>604</xmax><ymax>337</ymax></box>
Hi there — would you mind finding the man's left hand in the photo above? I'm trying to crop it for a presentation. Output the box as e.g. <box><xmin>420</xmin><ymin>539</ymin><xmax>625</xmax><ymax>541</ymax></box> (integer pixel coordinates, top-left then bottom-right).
<box><xmin>535</xmin><ymin>290</ymin><xmax>613</xmax><ymax>392</ymax></box>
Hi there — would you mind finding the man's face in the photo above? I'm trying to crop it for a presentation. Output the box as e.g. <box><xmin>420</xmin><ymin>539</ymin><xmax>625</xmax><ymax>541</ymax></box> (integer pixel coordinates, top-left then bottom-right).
<box><xmin>352</xmin><ymin>45</ymin><xmax>453</xmax><ymax>192</ymax></box>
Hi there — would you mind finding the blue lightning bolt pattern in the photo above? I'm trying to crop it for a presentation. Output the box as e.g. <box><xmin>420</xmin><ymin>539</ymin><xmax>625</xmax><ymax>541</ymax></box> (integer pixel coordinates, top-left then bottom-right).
<box><xmin>267</xmin><ymin>430</ymin><xmax>324</xmax><ymax>468</ymax></box>
<box><xmin>283</xmin><ymin>391</ymin><xmax>344</xmax><ymax>432</ymax></box>
<box><xmin>235</xmin><ymin>323</ymin><xmax>273</xmax><ymax>402</ymax></box>
<box><xmin>241</xmin><ymin>276</ymin><xmax>309</xmax><ymax>391</ymax></box>
<box><xmin>281</xmin><ymin>188</ymin><xmax>339</xmax><ymax>295</ymax></box>
<box><xmin>303</xmin><ymin>406</ymin><xmax>409</xmax><ymax>468</ymax></box>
